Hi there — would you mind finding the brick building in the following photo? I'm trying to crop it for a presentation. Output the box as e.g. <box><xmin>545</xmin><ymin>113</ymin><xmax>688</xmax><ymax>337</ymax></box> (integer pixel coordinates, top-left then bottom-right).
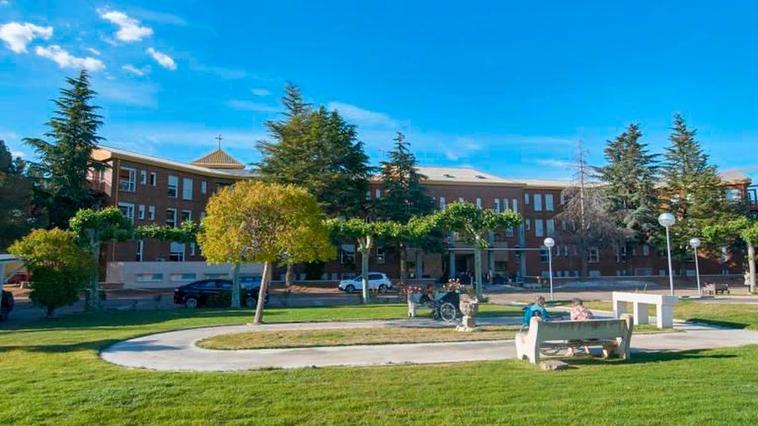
<box><xmin>89</xmin><ymin>146</ymin><xmax>753</xmax><ymax>288</ymax></box>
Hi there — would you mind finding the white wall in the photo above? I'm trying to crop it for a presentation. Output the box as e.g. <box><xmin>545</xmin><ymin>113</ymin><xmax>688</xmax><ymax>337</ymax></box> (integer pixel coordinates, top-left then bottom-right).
<box><xmin>106</xmin><ymin>261</ymin><xmax>264</xmax><ymax>289</ymax></box>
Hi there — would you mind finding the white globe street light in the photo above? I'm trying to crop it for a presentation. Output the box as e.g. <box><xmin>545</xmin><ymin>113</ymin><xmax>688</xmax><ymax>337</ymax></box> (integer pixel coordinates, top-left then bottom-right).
<box><xmin>658</xmin><ymin>212</ymin><xmax>676</xmax><ymax>296</ymax></box>
<box><xmin>690</xmin><ymin>237</ymin><xmax>702</xmax><ymax>296</ymax></box>
<box><xmin>544</xmin><ymin>237</ymin><xmax>555</xmax><ymax>301</ymax></box>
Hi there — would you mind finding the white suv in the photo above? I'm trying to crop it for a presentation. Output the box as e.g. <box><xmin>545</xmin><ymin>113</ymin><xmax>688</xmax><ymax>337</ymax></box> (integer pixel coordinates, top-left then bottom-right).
<box><xmin>338</xmin><ymin>273</ymin><xmax>393</xmax><ymax>293</ymax></box>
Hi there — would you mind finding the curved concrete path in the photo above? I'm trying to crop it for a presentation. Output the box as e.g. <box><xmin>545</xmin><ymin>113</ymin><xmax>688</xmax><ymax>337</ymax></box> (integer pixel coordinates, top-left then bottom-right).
<box><xmin>100</xmin><ymin>318</ymin><xmax>758</xmax><ymax>372</ymax></box>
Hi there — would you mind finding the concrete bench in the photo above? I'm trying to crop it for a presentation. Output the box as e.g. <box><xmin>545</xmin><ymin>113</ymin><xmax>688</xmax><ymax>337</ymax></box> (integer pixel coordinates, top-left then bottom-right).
<box><xmin>612</xmin><ymin>291</ymin><xmax>678</xmax><ymax>329</ymax></box>
<box><xmin>703</xmin><ymin>283</ymin><xmax>729</xmax><ymax>295</ymax></box>
<box><xmin>515</xmin><ymin>316</ymin><xmax>633</xmax><ymax>364</ymax></box>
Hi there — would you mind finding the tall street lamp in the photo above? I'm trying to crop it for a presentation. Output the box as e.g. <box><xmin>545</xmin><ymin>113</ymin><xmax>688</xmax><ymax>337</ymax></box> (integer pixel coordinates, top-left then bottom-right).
<box><xmin>689</xmin><ymin>237</ymin><xmax>702</xmax><ymax>296</ymax></box>
<box><xmin>544</xmin><ymin>237</ymin><xmax>555</xmax><ymax>301</ymax></box>
<box><xmin>658</xmin><ymin>212</ymin><xmax>676</xmax><ymax>296</ymax></box>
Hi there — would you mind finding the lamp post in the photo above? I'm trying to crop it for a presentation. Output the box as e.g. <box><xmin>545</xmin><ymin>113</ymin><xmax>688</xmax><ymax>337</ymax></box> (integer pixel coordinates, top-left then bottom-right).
<box><xmin>689</xmin><ymin>237</ymin><xmax>702</xmax><ymax>297</ymax></box>
<box><xmin>658</xmin><ymin>213</ymin><xmax>676</xmax><ymax>296</ymax></box>
<box><xmin>544</xmin><ymin>237</ymin><xmax>555</xmax><ymax>301</ymax></box>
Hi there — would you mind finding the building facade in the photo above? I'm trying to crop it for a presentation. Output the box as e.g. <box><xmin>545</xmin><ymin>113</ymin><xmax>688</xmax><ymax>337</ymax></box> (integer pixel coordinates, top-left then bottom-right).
<box><xmin>90</xmin><ymin>147</ymin><xmax>753</xmax><ymax>288</ymax></box>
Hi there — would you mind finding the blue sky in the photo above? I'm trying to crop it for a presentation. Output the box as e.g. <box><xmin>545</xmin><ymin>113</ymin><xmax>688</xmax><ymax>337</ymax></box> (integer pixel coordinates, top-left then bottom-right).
<box><xmin>1</xmin><ymin>1</ymin><xmax>757</xmax><ymax>181</ymax></box>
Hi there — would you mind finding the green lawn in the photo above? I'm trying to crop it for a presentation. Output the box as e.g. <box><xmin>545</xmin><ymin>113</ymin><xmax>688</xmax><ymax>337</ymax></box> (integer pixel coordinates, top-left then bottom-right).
<box><xmin>1</xmin><ymin>303</ymin><xmax>758</xmax><ymax>424</ymax></box>
<box><xmin>582</xmin><ymin>300</ymin><xmax>758</xmax><ymax>330</ymax></box>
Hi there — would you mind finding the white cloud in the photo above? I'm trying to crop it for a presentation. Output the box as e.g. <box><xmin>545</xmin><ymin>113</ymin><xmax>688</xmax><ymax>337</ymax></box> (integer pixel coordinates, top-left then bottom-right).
<box><xmin>98</xmin><ymin>10</ymin><xmax>153</xmax><ymax>43</ymax></box>
<box><xmin>97</xmin><ymin>79</ymin><xmax>159</xmax><ymax>107</ymax></box>
<box><xmin>85</xmin><ymin>47</ymin><xmax>101</xmax><ymax>56</ymax></box>
<box><xmin>226</xmin><ymin>99</ymin><xmax>278</xmax><ymax>112</ymax></box>
<box><xmin>0</xmin><ymin>22</ymin><xmax>53</xmax><ymax>53</ymax></box>
<box><xmin>535</xmin><ymin>158</ymin><xmax>574</xmax><ymax>168</ymax></box>
<box><xmin>328</xmin><ymin>101</ymin><xmax>398</xmax><ymax>128</ymax></box>
<box><xmin>146</xmin><ymin>47</ymin><xmax>176</xmax><ymax>70</ymax></box>
<box><xmin>122</xmin><ymin>64</ymin><xmax>150</xmax><ymax>76</ymax></box>
<box><xmin>35</xmin><ymin>45</ymin><xmax>105</xmax><ymax>72</ymax></box>
<box><xmin>11</xmin><ymin>150</ymin><xmax>23</xmax><ymax>158</ymax></box>
<box><xmin>251</xmin><ymin>88</ymin><xmax>270</xmax><ymax>97</ymax></box>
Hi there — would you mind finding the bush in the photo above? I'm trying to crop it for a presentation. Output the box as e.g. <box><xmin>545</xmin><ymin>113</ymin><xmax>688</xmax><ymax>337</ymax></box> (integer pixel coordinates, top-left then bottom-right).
<box><xmin>9</xmin><ymin>228</ymin><xmax>94</xmax><ymax>317</ymax></box>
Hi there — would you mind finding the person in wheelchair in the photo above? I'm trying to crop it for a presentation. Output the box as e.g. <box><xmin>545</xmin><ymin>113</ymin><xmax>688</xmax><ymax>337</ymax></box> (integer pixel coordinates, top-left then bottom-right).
<box><xmin>419</xmin><ymin>284</ymin><xmax>435</xmax><ymax>304</ymax></box>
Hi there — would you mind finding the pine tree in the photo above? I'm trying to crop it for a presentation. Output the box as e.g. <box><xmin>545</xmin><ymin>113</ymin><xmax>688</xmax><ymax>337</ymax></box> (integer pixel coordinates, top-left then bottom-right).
<box><xmin>376</xmin><ymin>132</ymin><xmax>434</xmax><ymax>222</ymax></box>
<box><xmin>660</xmin><ymin>114</ymin><xmax>734</xmax><ymax>259</ymax></box>
<box><xmin>375</xmin><ymin>132</ymin><xmax>436</xmax><ymax>284</ymax></box>
<box><xmin>0</xmin><ymin>141</ymin><xmax>37</xmax><ymax>250</ymax></box>
<box><xmin>24</xmin><ymin>70</ymin><xmax>106</xmax><ymax>228</ymax></box>
<box><xmin>597</xmin><ymin>124</ymin><xmax>660</xmax><ymax>272</ymax></box>
<box><xmin>256</xmin><ymin>84</ymin><xmax>373</xmax><ymax>283</ymax></box>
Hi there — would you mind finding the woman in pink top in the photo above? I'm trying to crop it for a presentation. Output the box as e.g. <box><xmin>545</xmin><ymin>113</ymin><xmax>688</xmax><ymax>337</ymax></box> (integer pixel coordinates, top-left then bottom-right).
<box><xmin>568</xmin><ymin>298</ymin><xmax>594</xmax><ymax>356</ymax></box>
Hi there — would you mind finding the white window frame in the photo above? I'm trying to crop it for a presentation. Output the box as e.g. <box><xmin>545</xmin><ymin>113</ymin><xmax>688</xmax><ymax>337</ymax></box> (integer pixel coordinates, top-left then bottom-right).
<box><xmin>169</xmin><ymin>242</ymin><xmax>185</xmax><ymax>262</ymax></box>
<box><xmin>535</xmin><ymin>219</ymin><xmax>544</xmax><ymax>237</ymax></box>
<box><xmin>439</xmin><ymin>197</ymin><xmax>446</xmax><ymax>209</ymax></box>
<box><xmin>476</xmin><ymin>198</ymin><xmax>482</xmax><ymax>208</ymax></box>
<box><xmin>201</xmin><ymin>180</ymin><xmax>207</xmax><ymax>194</ymax></box>
<box><xmin>512</xmin><ymin>199</ymin><xmax>518</xmax><ymax>213</ymax></box>
<box><xmin>524</xmin><ymin>193</ymin><xmax>530</xmax><ymax>205</ymax></box>
<box><xmin>588</xmin><ymin>247</ymin><xmax>600</xmax><ymax>263</ymax></box>
<box><xmin>534</xmin><ymin>194</ymin><xmax>543</xmax><ymax>211</ymax></box>
<box><xmin>181</xmin><ymin>209</ymin><xmax>192</xmax><ymax>223</ymax></box>
<box><xmin>149</xmin><ymin>172</ymin><xmax>157</xmax><ymax>186</ymax></box>
<box><xmin>140</xmin><ymin>170</ymin><xmax>147</xmax><ymax>185</ymax></box>
<box><xmin>166</xmin><ymin>208</ymin><xmax>177</xmax><ymax>228</ymax></box>
<box><xmin>119</xmin><ymin>167</ymin><xmax>136</xmax><ymax>192</ymax></box>
<box><xmin>494</xmin><ymin>199</ymin><xmax>500</xmax><ymax>212</ymax></box>
<box><xmin>168</xmin><ymin>175</ymin><xmax>179</xmax><ymax>198</ymax></box>
<box><xmin>148</xmin><ymin>205</ymin><xmax>155</xmax><ymax>221</ymax></box>
<box><xmin>118</xmin><ymin>202</ymin><xmax>134</xmax><ymax>223</ymax></box>
<box><xmin>182</xmin><ymin>177</ymin><xmax>193</xmax><ymax>200</ymax></box>
<box><xmin>375</xmin><ymin>188</ymin><xmax>382</xmax><ymax>199</ymax></box>
<box><xmin>546</xmin><ymin>219</ymin><xmax>555</xmax><ymax>236</ymax></box>
<box><xmin>138</xmin><ymin>204</ymin><xmax>145</xmax><ymax>220</ymax></box>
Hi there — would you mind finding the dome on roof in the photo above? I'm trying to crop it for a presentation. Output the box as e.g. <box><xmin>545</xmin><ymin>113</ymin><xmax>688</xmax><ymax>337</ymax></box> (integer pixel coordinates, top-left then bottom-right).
<box><xmin>191</xmin><ymin>148</ymin><xmax>245</xmax><ymax>170</ymax></box>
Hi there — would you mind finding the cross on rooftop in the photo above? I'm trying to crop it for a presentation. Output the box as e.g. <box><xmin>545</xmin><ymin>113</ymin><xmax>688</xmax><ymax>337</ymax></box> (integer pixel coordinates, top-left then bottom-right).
<box><xmin>216</xmin><ymin>134</ymin><xmax>222</xmax><ymax>149</ymax></box>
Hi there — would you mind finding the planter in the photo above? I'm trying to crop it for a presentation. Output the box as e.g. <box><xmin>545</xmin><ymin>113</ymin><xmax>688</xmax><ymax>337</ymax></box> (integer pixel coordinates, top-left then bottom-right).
<box><xmin>457</xmin><ymin>294</ymin><xmax>479</xmax><ymax>332</ymax></box>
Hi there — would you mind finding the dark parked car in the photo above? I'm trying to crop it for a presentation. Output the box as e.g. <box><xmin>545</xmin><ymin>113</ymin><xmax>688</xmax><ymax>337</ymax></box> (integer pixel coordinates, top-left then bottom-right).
<box><xmin>174</xmin><ymin>278</ymin><xmax>267</xmax><ymax>309</ymax></box>
<box><xmin>1</xmin><ymin>289</ymin><xmax>14</xmax><ymax>321</ymax></box>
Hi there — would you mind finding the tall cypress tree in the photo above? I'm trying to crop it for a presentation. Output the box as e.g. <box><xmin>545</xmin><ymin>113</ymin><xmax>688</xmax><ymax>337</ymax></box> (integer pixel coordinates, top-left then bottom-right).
<box><xmin>597</xmin><ymin>123</ymin><xmax>659</xmax><ymax>243</ymax></box>
<box><xmin>24</xmin><ymin>70</ymin><xmax>106</xmax><ymax>228</ymax></box>
<box><xmin>660</xmin><ymin>114</ymin><xmax>734</xmax><ymax>258</ymax></box>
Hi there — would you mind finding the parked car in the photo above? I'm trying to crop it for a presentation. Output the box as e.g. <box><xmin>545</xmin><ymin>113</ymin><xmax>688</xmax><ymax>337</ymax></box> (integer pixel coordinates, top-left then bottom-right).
<box><xmin>1</xmin><ymin>289</ymin><xmax>14</xmax><ymax>321</ymax></box>
<box><xmin>5</xmin><ymin>272</ymin><xmax>29</xmax><ymax>286</ymax></box>
<box><xmin>338</xmin><ymin>273</ymin><xmax>393</xmax><ymax>293</ymax></box>
<box><xmin>174</xmin><ymin>278</ymin><xmax>267</xmax><ymax>309</ymax></box>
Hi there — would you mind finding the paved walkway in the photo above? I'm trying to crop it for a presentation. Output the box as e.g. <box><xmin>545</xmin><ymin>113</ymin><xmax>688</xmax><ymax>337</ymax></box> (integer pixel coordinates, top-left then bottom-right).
<box><xmin>100</xmin><ymin>317</ymin><xmax>758</xmax><ymax>372</ymax></box>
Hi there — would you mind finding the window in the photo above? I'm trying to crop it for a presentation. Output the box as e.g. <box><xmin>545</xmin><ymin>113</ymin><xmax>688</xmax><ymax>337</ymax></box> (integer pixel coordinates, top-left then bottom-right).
<box><xmin>182</xmin><ymin>177</ymin><xmax>193</xmax><ymax>200</ymax></box>
<box><xmin>340</xmin><ymin>244</ymin><xmax>355</xmax><ymax>264</ymax></box>
<box><xmin>534</xmin><ymin>194</ymin><xmax>543</xmax><ymax>211</ymax></box>
<box><xmin>588</xmin><ymin>247</ymin><xmax>600</xmax><ymax>263</ymax></box>
<box><xmin>170</xmin><ymin>273</ymin><xmax>196</xmax><ymax>282</ymax></box>
<box><xmin>118</xmin><ymin>202</ymin><xmax>134</xmax><ymax>223</ymax></box>
<box><xmin>540</xmin><ymin>249</ymin><xmax>549</xmax><ymax>263</ymax></box>
<box><xmin>525</xmin><ymin>219</ymin><xmax>531</xmax><ymax>232</ymax></box>
<box><xmin>563</xmin><ymin>245</ymin><xmax>569</xmax><ymax>256</ymax></box>
<box><xmin>200</xmin><ymin>211</ymin><xmax>206</xmax><ymax>220</ymax></box>
<box><xmin>545</xmin><ymin>194</ymin><xmax>554</xmax><ymax>211</ymax></box>
<box><xmin>375</xmin><ymin>188</ymin><xmax>382</xmax><ymax>199</ymax></box>
<box><xmin>190</xmin><ymin>243</ymin><xmax>196</xmax><ymax>256</ymax></box>
<box><xmin>616</xmin><ymin>245</ymin><xmax>628</xmax><ymax>263</ymax></box>
<box><xmin>149</xmin><ymin>172</ymin><xmax>157</xmax><ymax>186</ymax></box>
<box><xmin>148</xmin><ymin>205</ymin><xmax>155</xmax><ymax>221</ymax></box>
<box><xmin>376</xmin><ymin>246</ymin><xmax>386</xmax><ymax>264</ymax></box>
<box><xmin>535</xmin><ymin>219</ymin><xmax>544</xmax><ymax>237</ymax></box>
<box><xmin>140</xmin><ymin>170</ymin><xmax>147</xmax><ymax>185</ymax></box>
<box><xmin>169</xmin><ymin>242</ymin><xmax>185</xmax><ymax>262</ymax></box>
<box><xmin>512</xmin><ymin>199</ymin><xmax>518</xmax><ymax>213</ymax></box>
<box><xmin>138</xmin><ymin>204</ymin><xmax>145</xmax><ymax>220</ymax></box>
<box><xmin>642</xmin><ymin>244</ymin><xmax>650</xmax><ymax>256</ymax></box>
<box><xmin>135</xmin><ymin>240</ymin><xmax>143</xmax><ymax>262</ymax></box>
<box><xmin>168</xmin><ymin>175</ymin><xmax>178</xmax><ymax>198</ymax></box>
<box><xmin>166</xmin><ymin>208</ymin><xmax>177</xmax><ymax>228</ymax></box>
<box><xmin>506</xmin><ymin>227</ymin><xmax>514</xmax><ymax>237</ymax></box>
<box><xmin>476</xmin><ymin>198</ymin><xmax>482</xmax><ymax>208</ymax></box>
<box><xmin>725</xmin><ymin>188</ymin><xmax>742</xmax><ymax>202</ymax></box>
<box><xmin>503</xmin><ymin>198</ymin><xmax>509</xmax><ymax>210</ymax></box>
<box><xmin>560</xmin><ymin>192</ymin><xmax>566</xmax><ymax>205</ymax></box>
<box><xmin>458</xmin><ymin>197</ymin><xmax>464</xmax><ymax>202</ymax></box>
<box><xmin>119</xmin><ymin>167</ymin><xmax>136</xmax><ymax>192</ymax></box>
<box><xmin>524</xmin><ymin>193</ymin><xmax>530</xmax><ymax>205</ymax></box>
<box><xmin>439</xmin><ymin>197</ymin><xmax>446</xmax><ymax>209</ymax></box>
<box><xmin>546</xmin><ymin>219</ymin><xmax>555</xmax><ymax>236</ymax></box>
<box><xmin>366</xmin><ymin>190</ymin><xmax>371</xmax><ymax>200</ymax></box>
<box><xmin>136</xmin><ymin>273</ymin><xmax>163</xmax><ymax>282</ymax></box>
<box><xmin>494</xmin><ymin>199</ymin><xmax>500</xmax><ymax>212</ymax></box>
<box><xmin>201</xmin><ymin>180</ymin><xmax>207</xmax><ymax>194</ymax></box>
<box><xmin>181</xmin><ymin>209</ymin><xmax>192</xmax><ymax>223</ymax></box>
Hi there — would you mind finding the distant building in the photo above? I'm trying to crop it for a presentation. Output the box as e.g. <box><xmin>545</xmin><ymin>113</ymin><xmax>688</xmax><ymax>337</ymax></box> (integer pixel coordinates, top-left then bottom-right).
<box><xmin>89</xmin><ymin>146</ymin><xmax>752</xmax><ymax>288</ymax></box>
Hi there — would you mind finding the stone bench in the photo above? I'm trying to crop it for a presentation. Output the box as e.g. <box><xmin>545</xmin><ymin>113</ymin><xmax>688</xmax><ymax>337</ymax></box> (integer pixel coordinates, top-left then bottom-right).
<box><xmin>703</xmin><ymin>283</ymin><xmax>729</xmax><ymax>295</ymax></box>
<box><xmin>612</xmin><ymin>291</ymin><xmax>678</xmax><ymax>329</ymax></box>
<box><xmin>515</xmin><ymin>316</ymin><xmax>633</xmax><ymax>364</ymax></box>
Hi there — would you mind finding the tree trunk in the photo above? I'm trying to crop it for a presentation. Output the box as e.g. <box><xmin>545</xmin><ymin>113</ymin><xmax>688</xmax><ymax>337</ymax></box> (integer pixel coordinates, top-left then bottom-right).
<box><xmin>399</xmin><ymin>243</ymin><xmax>407</xmax><ymax>287</ymax></box>
<box><xmin>230</xmin><ymin>261</ymin><xmax>241</xmax><ymax>308</ymax></box>
<box><xmin>285</xmin><ymin>263</ymin><xmax>294</xmax><ymax>287</ymax></box>
<box><xmin>474</xmin><ymin>243</ymin><xmax>483</xmax><ymax>300</ymax></box>
<box><xmin>89</xmin><ymin>240</ymin><xmax>101</xmax><ymax>311</ymax></box>
<box><xmin>749</xmin><ymin>243</ymin><xmax>756</xmax><ymax>294</ymax></box>
<box><xmin>361</xmin><ymin>247</ymin><xmax>370</xmax><ymax>304</ymax></box>
<box><xmin>252</xmin><ymin>261</ymin><xmax>271</xmax><ymax>324</ymax></box>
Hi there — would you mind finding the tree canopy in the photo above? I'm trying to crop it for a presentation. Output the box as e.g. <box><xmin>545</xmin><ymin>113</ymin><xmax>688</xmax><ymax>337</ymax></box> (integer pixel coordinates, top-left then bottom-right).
<box><xmin>23</xmin><ymin>70</ymin><xmax>106</xmax><ymax>228</ymax></box>
<box><xmin>0</xmin><ymin>140</ymin><xmax>38</xmax><ymax>250</ymax></box>
<box><xmin>197</xmin><ymin>181</ymin><xmax>334</xmax><ymax>317</ymax></box>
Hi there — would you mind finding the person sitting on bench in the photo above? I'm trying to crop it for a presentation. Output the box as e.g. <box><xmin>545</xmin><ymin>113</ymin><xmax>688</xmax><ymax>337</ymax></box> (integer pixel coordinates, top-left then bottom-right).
<box><xmin>419</xmin><ymin>284</ymin><xmax>435</xmax><ymax>304</ymax></box>
<box><xmin>522</xmin><ymin>296</ymin><xmax>551</xmax><ymax>328</ymax></box>
<box><xmin>568</xmin><ymin>298</ymin><xmax>595</xmax><ymax>356</ymax></box>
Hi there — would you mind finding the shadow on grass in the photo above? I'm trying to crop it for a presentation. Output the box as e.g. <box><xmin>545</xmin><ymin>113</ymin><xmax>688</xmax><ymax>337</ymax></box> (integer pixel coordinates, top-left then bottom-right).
<box><xmin>685</xmin><ymin>318</ymin><xmax>750</xmax><ymax>329</ymax></box>
<box><xmin>559</xmin><ymin>348</ymin><xmax>738</xmax><ymax>367</ymax></box>
<box><xmin>0</xmin><ymin>339</ymin><xmax>121</xmax><ymax>353</ymax></box>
